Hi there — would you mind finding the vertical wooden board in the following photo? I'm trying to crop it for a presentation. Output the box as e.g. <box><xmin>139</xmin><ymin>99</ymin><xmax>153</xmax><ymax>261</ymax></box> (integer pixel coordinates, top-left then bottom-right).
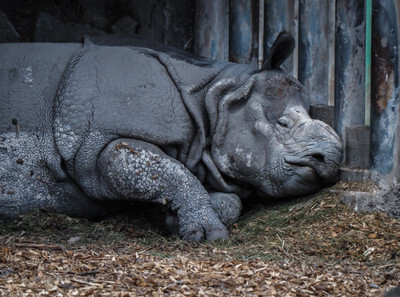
<box><xmin>258</xmin><ymin>0</ymin><xmax>265</xmax><ymax>69</ymax></box>
<box><xmin>229</xmin><ymin>0</ymin><xmax>259</xmax><ymax>67</ymax></box>
<box><xmin>264</xmin><ymin>0</ymin><xmax>297</xmax><ymax>76</ymax></box>
<box><xmin>365</xmin><ymin>0</ymin><xmax>372</xmax><ymax>125</ymax></box>
<box><xmin>334</xmin><ymin>0</ymin><xmax>366</xmax><ymax>164</ymax></box>
<box><xmin>370</xmin><ymin>0</ymin><xmax>400</xmax><ymax>183</ymax></box>
<box><xmin>293</xmin><ymin>0</ymin><xmax>299</xmax><ymax>78</ymax></box>
<box><xmin>194</xmin><ymin>0</ymin><xmax>229</xmax><ymax>61</ymax></box>
<box><xmin>327</xmin><ymin>1</ymin><xmax>336</xmax><ymax>106</ymax></box>
<box><xmin>298</xmin><ymin>0</ymin><xmax>333</xmax><ymax>105</ymax></box>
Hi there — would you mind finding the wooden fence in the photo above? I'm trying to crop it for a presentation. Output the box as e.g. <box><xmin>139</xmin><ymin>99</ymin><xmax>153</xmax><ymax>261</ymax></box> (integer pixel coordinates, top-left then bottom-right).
<box><xmin>194</xmin><ymin>0</ymin><xmax>400</xmax><ymax>188</ymax></box>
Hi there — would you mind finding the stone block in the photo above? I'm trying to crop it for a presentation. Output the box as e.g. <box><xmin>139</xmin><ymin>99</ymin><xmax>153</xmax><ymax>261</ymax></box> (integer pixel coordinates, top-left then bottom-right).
<box><xmin>337</xmin><ymin>190</ymin><xmax>375</xmax><ymax>212</ymax></box>
<box><xmin>0</xmin><ymin>9</ymin><xmax>20</xmax><ymax>42</ymax></box>
<box><xmin>345</xmin><ymin>125</ymin><xmax>370</xmax><ymax>168</ymax></box>
<box><xmin>34</xmin><ymin>12</ymin><xmax>104</xmax><ymax>42</ymax></box>
<box><xmin>309</xmin><ymin>104</ymin><xmax>334</xmax><ymax>128</ymax></box>
<box><xmin>111</xmin><ymin>16</ymin><xmax>138</xmax><ymax>35</ymax></box>
<box><xmin>339</xmin><ymin>167</ymin><xmax>370</xmax><ymax>182</ymax></box>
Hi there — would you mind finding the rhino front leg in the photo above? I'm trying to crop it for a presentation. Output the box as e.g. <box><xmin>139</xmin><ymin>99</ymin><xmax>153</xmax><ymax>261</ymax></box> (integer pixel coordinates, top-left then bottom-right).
<box><xmin>164</xmin><ymin>192</ymin><xmax>242</xmax><ymax>236</ymax></box>
<box><xmin>95</xmin><ymin>139</ymin><xmax>229</xmax><ymax>241</ymax></box>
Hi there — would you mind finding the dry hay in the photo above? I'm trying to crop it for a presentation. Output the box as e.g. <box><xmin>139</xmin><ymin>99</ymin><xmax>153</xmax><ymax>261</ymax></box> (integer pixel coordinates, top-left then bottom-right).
<box><xmin>0</xmin><ymin>181</ymin><xmax>399</xmax><ymax>296</ymax></box>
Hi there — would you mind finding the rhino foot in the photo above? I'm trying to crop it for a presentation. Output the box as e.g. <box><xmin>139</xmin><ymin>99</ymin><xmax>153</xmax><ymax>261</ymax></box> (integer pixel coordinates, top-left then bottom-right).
<box><xmin>177</xmin><ymin>205</ymin><xmax>229</xmax><ymax>242</ymax></box>
<box><xmin>209</xmin><ymin>192</ymin><xmax>242</xmax><ymax>226</ymax></box>
<box><xmin>183</xmin><ymin>226</ymin><xmax>229</xmax><ymax>242</ymax></box>
<box><xmin>164</xmin><ymin>192</ymin><xmax>241</xmax><ymax>238</ymax></box>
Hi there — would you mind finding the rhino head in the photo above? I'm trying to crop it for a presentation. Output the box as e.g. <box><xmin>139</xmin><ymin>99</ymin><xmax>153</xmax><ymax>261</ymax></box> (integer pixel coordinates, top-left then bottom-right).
<box><xmin>211</xmin><ymin>32</ymin><xmax>343</xmax><ymax>198</ymax></box>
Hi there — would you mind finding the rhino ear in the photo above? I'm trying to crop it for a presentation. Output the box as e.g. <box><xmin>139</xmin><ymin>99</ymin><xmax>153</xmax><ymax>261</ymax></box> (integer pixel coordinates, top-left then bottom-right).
<box><xmin>262</xmin><ymin>31</ymin><xmax>295</xmax><ymax>71</ymax></box>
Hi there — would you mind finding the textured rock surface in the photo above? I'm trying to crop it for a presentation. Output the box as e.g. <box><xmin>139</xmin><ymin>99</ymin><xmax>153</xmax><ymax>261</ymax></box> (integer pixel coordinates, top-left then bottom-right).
<box><xmin>0</xmin><ymin>0</ymin><xmax>195</xmax><ymax>51</ymax></box>
<box><xmin>111</xmin><ymin>16</ymin><xmax>138</xmax><ymax>35</ymax></box>
<box><xmin>34</xmin><ymin>12</ymin><xmax>104</xmax><ymax>42</ymax></box>
<box><xmin>339</xmin><ymin>185</ymin><xmax>400</xmax><ymax>219</ymax></box>
<box><xmin>0</xmin><ymin>9</ymin><xmax>20</xmax><ymax>42</ymax></box>
<box><xmin>376</xmin><ymin>186</ymin><xmax>400</xmax><ymax>218</ymax></box>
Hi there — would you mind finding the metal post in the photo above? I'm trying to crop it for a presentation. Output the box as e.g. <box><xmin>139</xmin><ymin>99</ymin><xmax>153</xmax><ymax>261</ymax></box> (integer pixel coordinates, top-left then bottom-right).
<box><xmin>370</xmin><ymin>0</ymin><xmax>400</xmax><ymax>187</ymax></box>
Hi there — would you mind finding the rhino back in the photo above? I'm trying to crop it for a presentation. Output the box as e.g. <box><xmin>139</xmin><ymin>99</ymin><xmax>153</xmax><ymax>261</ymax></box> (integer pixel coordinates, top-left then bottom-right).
<box><xmin>0</xmin><ymin>43</ymin><xmax>81</xmax><ymax>133</ymax></box>
<box><xmin>53</xmin><ymin>43</ymin><xmax>225</xmax><ymax>190</ymax></box>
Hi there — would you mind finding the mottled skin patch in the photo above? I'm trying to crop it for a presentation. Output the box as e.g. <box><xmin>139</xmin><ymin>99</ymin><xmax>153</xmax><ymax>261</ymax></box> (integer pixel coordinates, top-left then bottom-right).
<box><xmin>0</xmin><ymin>132</ymin><xmax>109</xmax><ymax>219</ymax></box>
<box><xmin>98</xmin><ymin>139</ymin><xmax>229</xmax><ymax>241</ymax></box>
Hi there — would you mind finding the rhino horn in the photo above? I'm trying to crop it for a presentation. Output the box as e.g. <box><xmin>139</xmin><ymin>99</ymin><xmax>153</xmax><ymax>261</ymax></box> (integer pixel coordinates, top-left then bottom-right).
<box><xmin>262</xmin><ymin>31</ymin><xmax>295</xmax><ymax>71</ymax></box>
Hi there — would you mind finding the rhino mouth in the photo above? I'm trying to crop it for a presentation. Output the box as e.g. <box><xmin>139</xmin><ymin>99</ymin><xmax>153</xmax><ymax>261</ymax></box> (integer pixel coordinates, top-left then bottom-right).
<box><xmin>284</xmin><ymin>155</ymin><xmax>331</xmax><ymax>185</ymax></box>
<box><xmin>286</xmin><ymin>162</ymin><xmax>321</xmax><ymax>187</ymax></box>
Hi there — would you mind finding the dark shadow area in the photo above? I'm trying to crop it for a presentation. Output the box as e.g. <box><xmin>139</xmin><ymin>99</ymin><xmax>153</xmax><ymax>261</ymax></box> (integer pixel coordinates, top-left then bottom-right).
<box><xmin>0</xmin><ymin>0</ymin><xmax>195</xmax><ymax>52</ymax></box>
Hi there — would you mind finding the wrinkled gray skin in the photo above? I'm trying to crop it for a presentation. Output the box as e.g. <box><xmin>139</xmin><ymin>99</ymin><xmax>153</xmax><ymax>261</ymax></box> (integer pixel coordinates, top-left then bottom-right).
<box><xmin>0</xmin><ymin>33</ymin><xmax>342</xmax><ymax>241</ymax></box>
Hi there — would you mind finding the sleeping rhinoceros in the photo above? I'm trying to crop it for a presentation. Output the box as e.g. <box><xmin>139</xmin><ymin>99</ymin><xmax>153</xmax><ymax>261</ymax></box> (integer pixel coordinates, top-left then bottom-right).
<box><xmin>0</xmin><ymin>33</ymin><xmax>342</xmax><ymax>241</ymax></box>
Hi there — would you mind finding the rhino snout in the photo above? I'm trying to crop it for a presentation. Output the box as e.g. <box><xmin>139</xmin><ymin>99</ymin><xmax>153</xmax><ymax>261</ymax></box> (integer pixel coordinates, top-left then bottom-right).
<box><xmin>287</xmin><ymin>120</ymin><xmax>343</xmax><ymax>185</ymax></box>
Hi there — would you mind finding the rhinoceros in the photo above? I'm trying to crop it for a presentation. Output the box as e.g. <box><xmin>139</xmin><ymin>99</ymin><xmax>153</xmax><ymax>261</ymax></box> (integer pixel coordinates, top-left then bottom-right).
<box><xmin>0</xmin><ymin>33</ymin><xmax>342</xmax><ymax>241</ymax></box>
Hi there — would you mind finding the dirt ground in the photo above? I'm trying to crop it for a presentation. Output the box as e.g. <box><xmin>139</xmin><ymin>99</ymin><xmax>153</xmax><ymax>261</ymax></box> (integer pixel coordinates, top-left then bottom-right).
<box><xmin>0</xmin><ymin>181</ymin><xmax>399</xmax><ymax>296</ymax></box>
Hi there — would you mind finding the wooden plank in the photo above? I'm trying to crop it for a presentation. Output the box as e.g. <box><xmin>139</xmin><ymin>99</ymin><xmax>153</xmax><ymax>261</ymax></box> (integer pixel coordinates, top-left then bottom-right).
<box><xmin>293</xmin><ymin>0</ymin><xmax>299</xmax><ymax>78</ymax></box>
<box><xmin>229</xmin><ymin>0</ymin><xmax>259</xmax><ymax>67</ymax></box>
<box><xmin>334</xmin><ymin>0</ymin><xmax>366</xmax><ymax>165</ymax></box>
<box><xmin>258</xmin><ymin>0</ymin><xmax>265</xmax><ymax>68</ymax></box>
<box><xmin>365</xmin><ymin>0</ymin><xmax>372</xmax><ymax>125</ymax></box>
<box><xmin>194</xmin><ymin>0</ymin><xmax>229</xmax><ymax>60</ymax></box>
<box><xmin>298</xmin><ymin>0</ymin><xmax>334</xmax><ymax>105</ymax></box>
<box><xmin>264</xmin><ymin>0</ymin><xmax>297</xmax><ymax>76</ymax></box>
<box><xmin>370</xmin><ymin>0</ymin><xmax>400</xmax><ymax>185</ymax></box>
<box><xmin>328</xmin><ymin>1</ymin><xmax>336</xmax><ymax>106</ymax></box>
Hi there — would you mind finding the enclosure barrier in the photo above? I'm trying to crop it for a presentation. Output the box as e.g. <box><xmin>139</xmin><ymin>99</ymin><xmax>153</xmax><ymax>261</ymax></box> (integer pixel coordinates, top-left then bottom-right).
<box><xmin>194</xmin><ymin>0</ymin><xmax>400</xmax><ymax>187</ymax></box>
<box><xmin>370</xmin><ymin>1</ymin><xmax>400</xmax><ymax>188</ymax></box>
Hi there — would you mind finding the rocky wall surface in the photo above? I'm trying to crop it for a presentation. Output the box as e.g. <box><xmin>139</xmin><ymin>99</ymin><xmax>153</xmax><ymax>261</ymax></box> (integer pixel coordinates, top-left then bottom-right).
<box><xmin>0</xmin><ymin>0</ymin><xmax>195</xmax><ymax>51</ymax></box>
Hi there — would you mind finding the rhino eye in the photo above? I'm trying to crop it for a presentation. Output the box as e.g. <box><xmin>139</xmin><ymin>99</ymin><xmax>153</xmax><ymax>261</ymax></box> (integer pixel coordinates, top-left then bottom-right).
<box><xmin>277</xmin><ymin>117</ymin><xmax>289</xmax><ymax>128</ymax></box>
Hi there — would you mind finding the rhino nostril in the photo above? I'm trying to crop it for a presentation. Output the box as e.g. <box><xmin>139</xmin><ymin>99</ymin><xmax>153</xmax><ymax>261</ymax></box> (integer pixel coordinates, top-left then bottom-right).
<box><xmin>311</xmin><ymin>153</ymin><xmax>325</xmax><ymax>163</ymax></box>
